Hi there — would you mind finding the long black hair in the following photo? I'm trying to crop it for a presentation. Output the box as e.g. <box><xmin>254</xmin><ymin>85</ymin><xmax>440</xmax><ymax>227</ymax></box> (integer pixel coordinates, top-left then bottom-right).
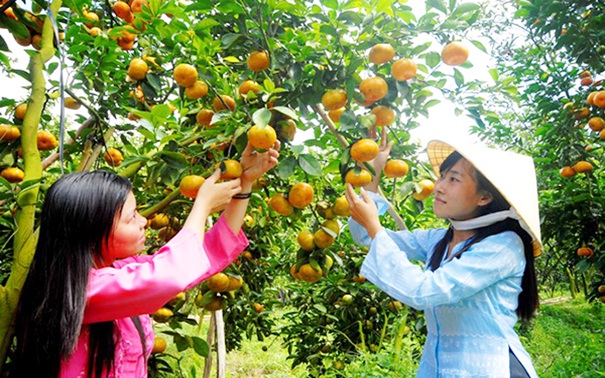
<box><xmin>12</xmin><ymin>171</ymin><xmax>132</xmax><ymax>377</ymax></box>
<box><xmin>427</xmin><ymin>151</ymin><xmax>539</xmax><ymax>321</ymax></box>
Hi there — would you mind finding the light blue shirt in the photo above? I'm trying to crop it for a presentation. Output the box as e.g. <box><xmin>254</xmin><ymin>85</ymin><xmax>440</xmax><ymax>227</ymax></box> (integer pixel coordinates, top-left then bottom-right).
<box><xmin>350</xmin><ymin>191</ymin><xmax>538</xmax><ymax>377</ymax></box>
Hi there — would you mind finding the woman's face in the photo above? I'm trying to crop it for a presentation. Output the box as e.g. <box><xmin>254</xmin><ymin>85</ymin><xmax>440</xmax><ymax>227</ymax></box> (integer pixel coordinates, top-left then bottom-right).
<box><xmin>433</xmin><ymin>158</ymin><xmax>492</xmax><ymax>221</ymax></box>
<box><xmin>101</xmin><ymin>191</ymin><xmax>147</xmax><ymax>265</ymax></box>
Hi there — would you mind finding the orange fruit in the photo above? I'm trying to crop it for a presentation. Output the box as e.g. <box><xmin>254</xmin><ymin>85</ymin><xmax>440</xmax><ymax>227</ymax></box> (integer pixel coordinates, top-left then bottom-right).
<box><xmin>64</xmin><ymin>97</ymin><xmax>81</xmax><ymax>110</ymax></box>
<box><xmin>332</xmin><ymin>195</ymin><xmax>350</xmax><ymax>217</ymax></box>
<box><xmin>89</xmin><ymin>27</ymin><xmax>103</xmax><ymax>36</ymax></box>
<box><xmin>391</xmin><ymin>58</ymin><xmax>418</xmax><ymax>81</ymax></box>
<box><xmin>441</xmin><ymin>41</ymin><xmax>469</xmax><ymax>66</ymax></box>
<box><xmin>149</xmin><ymin>213</ymin><xmax>170</xmax><ymax>230</ymax></box>
<box><xmin>350</xmin><ymin>139</ymin><xmax>379</xmax><ymax>162</ymax></box>
<box><xmin>559</xmin><ymin>166</ymin><xmax>576</xmax><ymax>178</ymax></box>
<box><xmin>127</xmin><ymin>58</ymin><xmax>148</xmax><ymax>81</ymax></box>
<box><xmin>359</xmin><ymin>77</ymin><xmax>388</xmax><ymax>103</ymax></box>
<box><xmin>248</xmin><ymin>124</ymin><xmax>277</xmax><ymax>150</ymax></box>
<box><xmin>371</xmin><ymin>105</ymin><xmax>395</xmax><ymax>126</ymax></box>
<box><xmin>251</xmin><ymin>177</ymin><xmax>267</xmax><ymax>190</ymax></box>
<box><xmin>37</xmin><ymin>130</ymin><xmax>58</xmax><ymax>151</ymax></box>
<box><xmin>572</xmin><ymin>107</ymin><xmax>590</xmax><ymax>120</ymax></box>
<box><xmin>185</xmin><ymin>81</ymin><xmax>208</xmax><ymax>100</ymax></box>
<box><xmin>580</xmin><ymin>77</ymin><xmax>593</xmax><ymax>86</ymax></box>
<box><xmin>218</xmin><ymin>159</ymin><xmax>242</xmax><ymax>180</ymax></box>
<box><xmin>0</xmin><ymin>124</ymin><xmax>21</xmax><ymax>142</ymax></box>
<box><xmin>277</xmin><ymin>119</ymin><xmax>297</xmax><ymax>142</ymax></box>
<box><xmin>203</xmin><ymin>296</ymin><xmax>223</xmax><ymax>311</ymax></box>
<box><xmin>321</xmin><ymin>89</ymin><xmax>347</xmax><ymax>111</ymax></box>
<box><xmin>413</xmin><ymin>179</ymin><xmax>434</xmax><ymax>200</ymax></box>
<box><xmin>179</xmin><ymin>175</ymin><xmax>205</xmax><ymax>199</ymax></box>
<box><xmin>103</xmin><ymin>148</ymin><xmax>124</xmax><ymax>167</ymax></box>
<box><xmin>577</xmin><ymin>247</ymin><xmax>594</xmax><ymax>257</ymax></box>
<box><xmin>208</xmin><ymin>272</ymin><xmax>231</xmax><ymax>292</ymax></box>
<box><xmin>588</xmin><ymin>117</ymin><xmax>605</xmax><ymax>131</ymax></box>
<box><xmin>587</xmin><ymin>91</ymin><xmax>598</xmax><ymax>106</ymax></box>
<box><xmin>117</xmin><ymin>38</ymin><xmax>134</xmax><ymax>51</ymax></box>
<box><xmin>328</xmin><ymin>107</ymin><xmax>345</xmax><ymax>123</ymax></box>
<box><xmin>368</xmin><ymin>43</ymin><xmax>395</xmax><ymax>65</ymax></box>
<box><xmin>14</xmin><ymin>103</ymin><xmax>27</xmax><ymax>121</ymax></box>
<box><xmin>196</xmin><ymin>108</ymin><xmax>215</xmax><ymax>127</ymax></box>
<box><xmin>313</xmin><ymin>228</ymin><xmax>335</xmax><ymax>249</ymax></box>
<box><xmin>297</xmin><ymin>230</ymin><xmax>316</xmax><ymax>251</ymax></box>
<box><xmin>288</xmin><ymin>182</ymin><xmax>314</xmax><ymax>209</ymax></box>
<box><xmin>345</xmin><ymin>169</ymin><xmax>372</xmax><ymax>187</ymax></box>
<box><xmin>384</xmin><ymin>159</ymin><xmax>409</xmax><ymax>178</ymax></box>
<box><xmin>151</xmin><ymin>336</ymin><xmax>167</xmax><ymax>354</ymax></box>
<box><xmin>83</xmin><ymin>10</ymin><xmax>99</xmax><ymax>28</ymax></box>
<box><xmin>130</xmin><ymin>0</ymin><xmax>148</xmax><ymax>13</ymax></box>
<box><xmin>269</xmin><ymin>193</ymin><xmax>294</xmax><ymax>216</ymax></box>
<box><xmin>298</xmin><ymin>263</ymin><xmax>323</xmax><ymax>283</ymax></box>
<box><xmin>227</xmin><ymin>275</ymin><xmax>244</xmax><ymax>291</ymax></box>
<box><xmin>238</xmin><ymin>80</ymin><xmax>261</xmax><ymax>96</ymax></box>
<box><xmin>253</xmin><ymin>302</ymin><xmax>265</xmax><ymax>313</ymax></box>
<box><xmin>579</xmin><ymin>70</ymin><xmax>591</xmax><ymax>78</ymax></box>
<box><xmin>212</xmin><ymin>95</ymin><xmax>236</xmax><ymax>112</ymax></box>
<box><xmin>1</xmin><ymin>167</ymin><xmax>24</xmax><ymax>183</ymax></box>
<box><xmin>247</xmin><ymin>50</ymin><xmax>270</xmax><ymax>71</ymax></box>
<box><xmin>600</xmin><ymin>129</ymin><xmax>605</xmax><ymax>140</ymax></box>
<box><xmin>321</xmin><ymin>219</ymin><xmax>340</xmax><ymax>236</ymax></box>
<box><xmin>290</xmin><ymin>265</ymin><xmax>302</xmax><ymax>280</ymax></box>
<box><xmin>31</xmin><ymin>34</ymin><xmax>42</xmax><ymax>50</ymax></box>
<box><xmin>151</xmin><ymin>307</ymin><xmax>173</xmax><ymax>323</ymax></box>
<box><xmin>113</xmin><ymin>1</ymin><xmax>132</xmax><ymax>20</ymax></box>
<box><xmin>572</xmin><ymin>161</ymin><xmax>593</xmax><ymax>173</ymax></box>
<box><xmin>173</xmin><ymin>63</ymin><xmax>198</xmax><ymax>87</ymax></box>
<box><xmin>594</xmin><ymin>91</ymin><xmax>605</xmax><ymax>108</ymax></box>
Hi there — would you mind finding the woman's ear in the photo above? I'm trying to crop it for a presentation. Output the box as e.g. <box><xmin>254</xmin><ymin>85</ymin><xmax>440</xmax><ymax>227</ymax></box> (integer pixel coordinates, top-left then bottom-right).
<box><xmin>477</xmin><ymin>191</ymin><xmax>493</xmax><ymax>207</ymax></box>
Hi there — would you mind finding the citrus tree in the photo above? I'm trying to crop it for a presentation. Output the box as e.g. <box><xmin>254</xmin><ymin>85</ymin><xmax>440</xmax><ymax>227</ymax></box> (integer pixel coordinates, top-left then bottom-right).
<box><xmin>0</xmin><ymin>0</ymin><xmax>505</xmax><ymax>375</ymax></box>
<box><xmin>463</xmin><ymin>0</ymin><xmax>605</xmax><ymax>302</ymax></box>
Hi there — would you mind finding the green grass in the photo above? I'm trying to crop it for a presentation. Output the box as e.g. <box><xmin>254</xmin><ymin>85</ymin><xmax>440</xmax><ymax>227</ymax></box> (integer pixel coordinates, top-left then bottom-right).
<box><xmin>524</xmin><ymin>298</ymin><xmax>605</xmax><ymax>378</ymax></box>
<box><xmin>154</xmin><ymin>299</ymin><xmax>605</xmax><ymax>377</ymax></box>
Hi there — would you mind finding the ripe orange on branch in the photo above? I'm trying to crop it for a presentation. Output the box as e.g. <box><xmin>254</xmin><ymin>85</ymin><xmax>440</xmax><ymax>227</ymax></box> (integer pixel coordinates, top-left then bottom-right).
<box><xmin>559</xmin><ymin>166</ymin><xmax>576</xmax><ymax>178</ymax></box>
<box><xmin>196</xmin><ymin>109</ymin><xmax>215</xmax><ymax>127</ymax></box>
<box><xmin>577</xmin><ymin>247</ymin><xmax>594</xmax><ymax>257</ymax></box>
<box><xmin>37</xmin><ymin>130</ymin><xmax>58</xmax><ymax>150</ymax></box>
<box><xmin>328</xmin><ymin>107</ymin><xmax>345</xmax><ymax>123</ymax></box>
<box><xmin>350</xmin><ymin>139</ymin><xmax>379</xmax><ymax>162</ymax></box>
<box><xmin>588</xmin><ymin>117</ymin><xmax>605</xmax><ymax>132</ymax></box>
<box><xmin>248</xmin><ymin>125</ymin><xmax>277</xmax><ymax>150</ymax></box>
<box><xmin>384</xmin><ymin>159</ymin><xmax>409</xmax><ymax>178</ymax></box>
<box><xmin>441</xmin><ymin>41</ymin><xmax>469</xmax><ymax>66</ymax></box>
<box><xmin>269</xmin><ymin>193</ymin><xmax>294</xmax><ymax>216</ymax></box>
<box><xmin>413</xmin><ymin>179</ymin><xmax>435</xmax><ymax>200</ymax></box>
<box><xmin>1</xmin><ymin>167</ymin><xmax>24</xmax><ymax>183</ymax></box>
<box><xmin>127</xmin><ymin>58</ymin><xmax>148</xmax><ymax>81</ymax></box>
<box><xmin>391</xmin><ymin>58</ymin><xmax>418</xmax><ymax>81</ymax></box>
<box><xmin>369</xmin><ymin>43</ymin><xmax>395</xmax><ymax>65</ymax></box>
<box><xmin>238</xmin><ymin>80</ymin><xmax>261</xmax><ymax>96</ymax></box>
<box><xmin>173</xmin><ymin>63</ymin><xmax>198</xmax><ymax>87</ymax></box>
<box><xmin>104</xmin><ymin>148</ymin><xmax>124</xmax><ymax>167</ymax></box>
<box><xmin>332</xmin><ymin>195</ymin><xmax>350</xmax><ymax>217</ymax></box>
<box><xmin>288</xmin><ymin>182</ymin><xmax>314</xmax><ymax>209</ymax></box>
<box><xmin>572</xmin><ymin>161</ymin><xmax>593</xmax><ymax>173</ymax></box>
<box><xmin>359</xmin><ymin>76</ymin><xmax>388</xmax><ymax>103</ymax></box>
<box><xmin>65</xmin><ymin>97</ymin><xmax>81</xmax><ymax>110</ymax></box>
<box><xmin>218</xmin><ymin>159</ymin><xmax>243</xmax><ymax>180</ymax></box>
<box><xmin>208</xmin><ymin>272</ymin><xmax>231</xmax><ymax>292</ymax></box>
<box><xmin>185</xmin><ymin>81</ymin><xmax>208</xmax><ymax>100</ymax></box>
<box><xmin>247</xmin><ymin>50</ymin><xmax>270</xmax><ymax>71</ymax></box>
<box><xmin>152</xmin><ymin>337</ymin><xmax>167</xmax><ymax>354</ymax></box>
<box><xmin>0</xmin><ymin>124</ymin><xmax>21</xmax><ymax>142</ymax></box>
<box><xmin>14</xmin><ymin>103</ymin><xmax>27</xmax><ymax>121</ymax></box>
<box><xmin>321</xmin><ymin>89</ymin><xmax>347</xmax><ymax>111</ymax></box>
<box><xmin>345</xmin><ymin>169</ymin><xmax>372</xmax><ymax>187</ymax></box>
<box><xmin>212</xmin><ymin>95</ymin><xmax>236</xmax><ymax>112</ymax></box>
<box><xmin>297</xmin><ymin>230</ymin><xmax>316</xmax><ymax>251</ymax></box>
<box><xmin>371</xmin><ymin>105</ymin><xmax>395</xmax><ymax>126</ymax></box>
<box><xmin>179</xmin><ymin>175</ymin><xmax>205</xmax><ymax>199</ymax></box>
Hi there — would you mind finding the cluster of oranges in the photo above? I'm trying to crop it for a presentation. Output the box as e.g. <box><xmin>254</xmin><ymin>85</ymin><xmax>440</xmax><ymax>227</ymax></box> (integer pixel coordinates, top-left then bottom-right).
<box><xmin>194</xmin><ymin>271</ymin><xmax>244</xmax><ymax>312</ymax></box>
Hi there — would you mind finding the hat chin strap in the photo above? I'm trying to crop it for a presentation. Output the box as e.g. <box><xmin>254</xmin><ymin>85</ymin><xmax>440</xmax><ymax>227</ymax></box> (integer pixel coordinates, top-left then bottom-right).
<box><xmin>449</xmin><ymin>207</ymin><xmax>533</xmax><ymax>238</ymax></box>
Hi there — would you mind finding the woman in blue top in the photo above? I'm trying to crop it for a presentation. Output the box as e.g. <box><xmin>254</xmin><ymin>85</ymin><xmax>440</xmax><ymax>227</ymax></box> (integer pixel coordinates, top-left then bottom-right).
<box><xmin>346</xmin><ymin>138</ymin><xmax>541</xmax><ymax>377</ymax></box>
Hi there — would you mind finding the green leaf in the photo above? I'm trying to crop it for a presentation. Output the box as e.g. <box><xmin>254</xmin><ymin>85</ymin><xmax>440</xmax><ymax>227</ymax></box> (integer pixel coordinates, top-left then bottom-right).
<box><xmin>160</xmin><ymin>151</ymin><xmax>188</xmax><ymax>169</ymax></box>
<box><xmin>221</xmin><ymin>33</ymin><xmax>244</xmax><ymax>49</ymax></box>
<box><xmin>489</xmin><ymin>68</ymin><xmax>499</xmax><ymax>82</ymax></box>
<box><xmin>452</xmin><ymin>3</ymin><xmax>480</xmax><ymax>17</ymax></box>
<box><xmin>298</xmin><ymin>154</ymin><xmax>322</xmax><ymax>176</ymax></box>
<box><xmin>322</xmin><ymin>0</ymin><xmax>339</xmax><ymax>10</ymax></box>
<box><xmin>252</xmin><ymin>108</ymin><xmax>272</xmax><ymax>128</ymax></box>
<box><xmin>470</xmin><ymin>39</ymin><xmax>487</xmax><ymax>53</ymax></box>
<box><xmin>426</xmin><ymin>0</ymin><xmax>447</xmax><ymax>13</ymax></box>
<box><xmin>0</xmin><ymin>35</ymin><xmax>8</xmax><ymax>52</ymax></box>
<box><xmin>276</xmin><ymin>156</ymin><xmax>296</xmax><ymax>179</ymax></box>
<box><xmin>192</xmin><ymin>336</ymin><xmax>209</xmax><ymax>357</ymax></box>
<box><xmin>423</xmin><ymin>51</ymin><xmax>441</xmax><ymax>68</ymax></box>
<box><xmin>272</xmin><ymin>106</ymin><xmax>298</xmax><ymax>120</ymax></box>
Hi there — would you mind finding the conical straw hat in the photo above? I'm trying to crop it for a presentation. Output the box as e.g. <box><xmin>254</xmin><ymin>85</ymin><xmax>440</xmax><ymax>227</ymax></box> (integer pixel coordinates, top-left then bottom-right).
<box><xmin>426</xmin><ymin>139</ymin><xmax>542</xmax><ymax>254</ymax></box>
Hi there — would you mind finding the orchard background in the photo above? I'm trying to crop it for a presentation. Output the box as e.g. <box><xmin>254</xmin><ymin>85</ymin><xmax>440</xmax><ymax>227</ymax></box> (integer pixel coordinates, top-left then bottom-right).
<box><xmin>0</xmin><ymin>0</ymin><xmax>604</xmax><ymax>377</ymax></box>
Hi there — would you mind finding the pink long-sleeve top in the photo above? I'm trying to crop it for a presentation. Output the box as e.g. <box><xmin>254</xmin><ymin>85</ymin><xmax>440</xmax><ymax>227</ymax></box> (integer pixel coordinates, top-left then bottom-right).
<box><xmin>60</xmin><ymin>215</ymin><xmax>248</xmax><ymax>378</ymax></box>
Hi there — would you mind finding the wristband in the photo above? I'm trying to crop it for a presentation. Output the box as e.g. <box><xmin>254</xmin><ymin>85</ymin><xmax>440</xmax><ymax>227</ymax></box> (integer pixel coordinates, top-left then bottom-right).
<box><xmin>232</xmin><ymin>192</ymin><xmax>252</xmax><ymax>199</ymax></box>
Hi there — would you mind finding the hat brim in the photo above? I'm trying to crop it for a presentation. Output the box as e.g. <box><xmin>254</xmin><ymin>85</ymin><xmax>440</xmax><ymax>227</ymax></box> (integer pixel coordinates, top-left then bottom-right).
<box><xmin>426</xmin><ymin>139</ymin><xmax>542</xmax><ymax>254</ymax></box>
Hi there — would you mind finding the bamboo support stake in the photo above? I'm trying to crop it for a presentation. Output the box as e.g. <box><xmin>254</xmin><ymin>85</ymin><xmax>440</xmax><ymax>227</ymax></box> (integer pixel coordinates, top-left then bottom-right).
<box><xmin>215</xmin><ymin>310</ymin><xmax>226</xmax><ymax>378</ymax></box>
<box><xmin>311</xmin><ymin>104</ymin><xmax>407</xmax><ymax>231</ymax></box>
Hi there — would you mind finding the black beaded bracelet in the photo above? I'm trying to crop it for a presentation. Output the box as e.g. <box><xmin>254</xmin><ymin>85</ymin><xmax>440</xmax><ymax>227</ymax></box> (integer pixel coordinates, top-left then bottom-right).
<box><xmin>232</xmin><ymin>192</ymin><xmax>252</xmax><ymax>199</ymax></box>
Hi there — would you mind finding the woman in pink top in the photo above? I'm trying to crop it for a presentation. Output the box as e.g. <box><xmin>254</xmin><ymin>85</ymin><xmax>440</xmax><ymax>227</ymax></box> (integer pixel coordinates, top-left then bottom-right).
<box><xmin>11</xmin><ymin>142</ymin><xmax>279</xmax><ymax>378</ymax></box>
